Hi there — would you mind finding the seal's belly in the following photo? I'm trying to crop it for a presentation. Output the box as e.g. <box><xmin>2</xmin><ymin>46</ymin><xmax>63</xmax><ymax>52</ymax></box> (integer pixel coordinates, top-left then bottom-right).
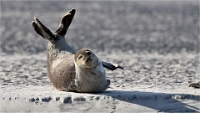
<box><xmin>48</xmin><ymin>55</ymin><xmax>76</xmax><ymax>91</ymax></box>
<box><xmin>76</xmin><ymin>71</ymin><xmax>107</xmax><ymax>93</ymax></box>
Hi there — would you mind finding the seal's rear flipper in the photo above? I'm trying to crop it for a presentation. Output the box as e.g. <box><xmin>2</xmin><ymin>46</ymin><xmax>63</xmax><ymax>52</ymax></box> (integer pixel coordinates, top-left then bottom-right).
<box><xmin>102</xmin><ymin>61</ymin><xmax>123</xmax><ymax>71</ymax></box>
<box><xmin>55</xmin><ymin>9</ymin><xmax>76</xmax><ymax>36</ymax></box>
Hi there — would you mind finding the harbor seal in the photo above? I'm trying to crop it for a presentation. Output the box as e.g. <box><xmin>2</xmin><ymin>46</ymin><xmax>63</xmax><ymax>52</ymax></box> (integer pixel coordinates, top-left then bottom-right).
<box><xmin>31</xmin><ymin>8</ymin><xmax>123</xmax><ymax>93</ymax></box>
<box><xmin>74</xmin><ymin>48</ymin><xmax>110</xmax><ymax>93</ymax></box>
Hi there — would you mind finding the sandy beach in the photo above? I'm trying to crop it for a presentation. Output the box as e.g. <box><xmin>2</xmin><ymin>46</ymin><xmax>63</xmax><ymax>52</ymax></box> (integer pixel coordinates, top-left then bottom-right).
<box><xmin>1</xmin><ymin>1</ymin><xmax>199</xmax><ymax>112</ymax></box>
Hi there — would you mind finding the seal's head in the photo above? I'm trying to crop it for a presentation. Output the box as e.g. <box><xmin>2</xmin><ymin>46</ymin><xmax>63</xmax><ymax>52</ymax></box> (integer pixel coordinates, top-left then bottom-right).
<box><xmin>74</xmin><ymin>48</ymin><xmax>109</xmax><ymax>93</ymax></box>
<box><xmin>75</xmin><ymin>48</ymin><xmax>98</xmax><ymax>69</ymax></box>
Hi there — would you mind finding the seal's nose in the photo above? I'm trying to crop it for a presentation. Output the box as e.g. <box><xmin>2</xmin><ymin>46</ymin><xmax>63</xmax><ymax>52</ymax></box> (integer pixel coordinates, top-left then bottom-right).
<box><xmin>85</xmin><ymin>50</ymin><xmax>91</xmax><ymax>55</ymax></box>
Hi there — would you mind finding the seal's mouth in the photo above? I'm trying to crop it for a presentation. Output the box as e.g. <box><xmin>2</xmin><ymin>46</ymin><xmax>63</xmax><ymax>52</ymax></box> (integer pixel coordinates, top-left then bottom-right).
<box><xmin>86</xmin><ymin>56</ymin><xmax>93</xmax><ymax>64</ymax></box>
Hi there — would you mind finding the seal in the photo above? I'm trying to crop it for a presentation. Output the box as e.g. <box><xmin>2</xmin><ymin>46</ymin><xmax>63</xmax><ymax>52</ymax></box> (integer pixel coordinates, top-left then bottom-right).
<box><xmin>74</xmin><ymin>48</ymin><xmax>110</xmax><ymax>93</ymax></box>
<box><xmin>31</xmin><ymin>8</ymin><xmax>123</xmax><ymax>93</ymax></box>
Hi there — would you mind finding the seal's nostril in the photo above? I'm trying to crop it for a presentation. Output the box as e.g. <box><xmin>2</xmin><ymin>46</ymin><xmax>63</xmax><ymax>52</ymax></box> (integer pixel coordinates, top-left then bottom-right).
<box><xmin>85</xmin><ymin>50</ymin><xmax>91</xmax><ymax>55</ymax></box>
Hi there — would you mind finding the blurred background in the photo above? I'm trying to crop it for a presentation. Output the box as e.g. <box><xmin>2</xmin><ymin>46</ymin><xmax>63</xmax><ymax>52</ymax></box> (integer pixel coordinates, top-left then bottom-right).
<box><xmin>1</xmin><ymin>1</ymin><xmax>199</xmax><ymax>55</ymax></box>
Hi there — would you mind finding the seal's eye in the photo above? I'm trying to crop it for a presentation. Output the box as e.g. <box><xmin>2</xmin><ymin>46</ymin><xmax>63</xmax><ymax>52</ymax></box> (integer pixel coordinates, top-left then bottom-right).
<box><xmin>78</xmin><ymin>55</ymin><xmax>83</xmax><ymax>60</ymax></box>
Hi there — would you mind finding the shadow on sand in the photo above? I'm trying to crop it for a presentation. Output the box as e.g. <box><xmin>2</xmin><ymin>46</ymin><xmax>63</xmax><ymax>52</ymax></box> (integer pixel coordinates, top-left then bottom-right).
<box><xmin>101</xmin><ymin>90</ymin><xmax>200</xmax><ymax>112</ymax></box>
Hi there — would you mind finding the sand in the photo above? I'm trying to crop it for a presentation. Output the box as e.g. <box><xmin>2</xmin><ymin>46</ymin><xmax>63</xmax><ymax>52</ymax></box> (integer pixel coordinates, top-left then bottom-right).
<box><xmin>1</xmin><ymin>1</ymin><xmax>199</xmax><ymax>112</ymax></box>
<box><xmin>1</xmin><ymin>53</ymin><xmax>199</xmax><ymax>112</ymax></box>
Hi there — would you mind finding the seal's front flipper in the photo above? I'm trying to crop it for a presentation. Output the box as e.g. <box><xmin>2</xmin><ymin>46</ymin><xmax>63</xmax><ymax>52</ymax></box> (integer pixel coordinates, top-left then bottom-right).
<box><xmin>189</xmin><ymin>81</ymin><xmax>200</xmax><ymax>88</ymax></box>
<box><xmin>104</xmin><ymin>79</ymin><xmax>111</xmax><ymax>91</ymax></box>
<box><xmin>102</xmin><ymin>61</ymin><xmax>123</xmax><ymax>71</ymax></box>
